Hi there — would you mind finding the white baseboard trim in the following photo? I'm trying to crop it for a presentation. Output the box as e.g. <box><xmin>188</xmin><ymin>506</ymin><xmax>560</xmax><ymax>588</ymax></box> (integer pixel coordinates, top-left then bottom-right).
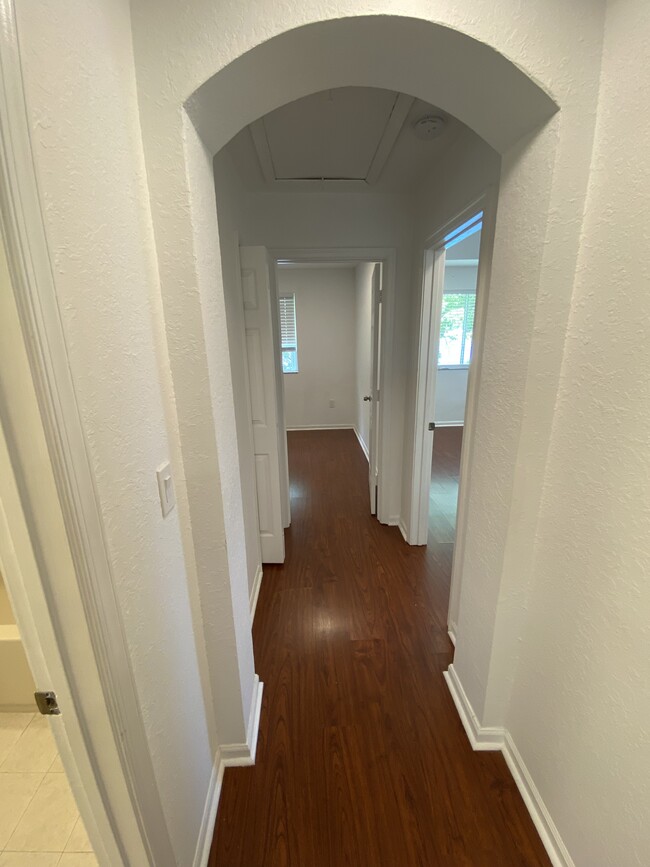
<box><xmin>502</xmin><ymin>732</ymin><xmax>575</xmax><ymax>867</ymax></box>
<box><xmin>434</xmin><ymin>421</ymin><xmax>464</xmax><ymax>428</ymax></box>
<box><xmin>444</xmin><ymin>665</ymin><xmax>505</xmax><ymax>750</ymax></box>
<box><xmin>193</xmin><ymin>749</ymin><xmax>225</xmax><ymax>867</ymax></box>
<box><xmin>398</xmin><ymin>519</ymin><xmax>409</xmax><ymax>543</ymax></box>
<box><xmin>447</xmin><ymin>624</ymin><xmax>457</xmax><ymax>646</ymax></box>
<box><xmin>193</xmin><ymin>676</ymin><xmax>264</xmax><ymax>867</ymax></box>
<box><xmin>249</xmin><ymin>564</ymin><xmax>263</xmax><ymax>620</ymax></box>
<box><xmin>387</xmin><ymin>515</ymin><xmax>400</xmax><ymax>527</ymax></box>
<box><xmin>286</xmin><ymin>424</ymin><xmax>354</xmax><ymax>431</ymax></box>
<box><xmin>444</xmin><ymin>664</ymin><xmax>573</xmax><ymax>867</ymax></box>
<box><xmin>353</xmin><ymin>426</ymin><xmax>369</xmax><ymax>461</ymax></box>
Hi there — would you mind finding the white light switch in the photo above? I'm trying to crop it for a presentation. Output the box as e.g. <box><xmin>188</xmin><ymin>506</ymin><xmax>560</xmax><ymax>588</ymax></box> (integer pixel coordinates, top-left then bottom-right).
<box><xmin>156</xmin><ymin>462</ymin><xmax>176</xmax><ymax>518</ymax></box>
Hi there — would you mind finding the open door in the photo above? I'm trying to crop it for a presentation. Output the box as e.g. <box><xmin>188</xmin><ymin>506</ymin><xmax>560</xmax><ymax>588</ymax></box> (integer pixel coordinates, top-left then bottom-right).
<box><xmin>240</xmin><ymin>246</ymin><xmax>286</xmax><ymax>563</ymax></box>
<box><xmin>268</xmin><ymin>261</ymin><xmax>291</xmax><ymax>530</ymax></box>
<box><xmin>409</xmin><ymin>209</ymin><xmax>484</xmax><ymax>545</ymax></box>
<box><xmin>368</xmin><ymin>263</ymin><xmax>382</xmax><ymax>515</ymax></box>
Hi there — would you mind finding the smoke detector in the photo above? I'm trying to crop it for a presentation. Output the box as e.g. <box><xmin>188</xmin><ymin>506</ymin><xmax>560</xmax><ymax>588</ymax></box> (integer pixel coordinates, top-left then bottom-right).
<box><xmin>413</xmin><ymin>115</ymin><xmax>446</xmax><ymax>141</ymax></box>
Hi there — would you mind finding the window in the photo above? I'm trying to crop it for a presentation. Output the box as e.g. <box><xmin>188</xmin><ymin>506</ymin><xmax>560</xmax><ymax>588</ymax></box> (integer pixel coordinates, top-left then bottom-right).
<box><xmin>279</xmin><ymin>294</ymin><xmax>298</xmax><ymax>373</ymax></box>
<box><xmin>438</xmin><ymin>292</ymin><xmax>476</xmax><ymax>367</ymax></box>
<box><xmin>438</xmin><ymin>211</ymin><xmax>481</xmax><ymax>368</ymax></box>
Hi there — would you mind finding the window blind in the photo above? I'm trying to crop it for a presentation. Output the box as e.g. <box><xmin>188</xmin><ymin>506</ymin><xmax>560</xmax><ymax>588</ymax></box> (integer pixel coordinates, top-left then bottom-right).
<box><xmin>279</xmin><ymin>294</ymin><xmax>298</xmax><ymax>373</ymax></box>
<box><xmin>279</xmin><ymin>295</ymin><xmax>297</xmax><ymax>348</ymax></box>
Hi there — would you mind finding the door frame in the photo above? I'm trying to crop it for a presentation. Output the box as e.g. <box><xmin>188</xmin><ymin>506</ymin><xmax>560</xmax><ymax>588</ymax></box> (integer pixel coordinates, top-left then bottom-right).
<box><xmin>0</xmin><ymin>2</ymin><xmax>172</xmax><ymax>862</ymax></box>
<box><xmin>270</xmin><ymin>246</ymin><xmax>396</xmax><ymax>525</ymax></box>
<box><xmin>407</xmin><ymin>190</ymin><xmax>497</xmax><ymax>634</ymax></box>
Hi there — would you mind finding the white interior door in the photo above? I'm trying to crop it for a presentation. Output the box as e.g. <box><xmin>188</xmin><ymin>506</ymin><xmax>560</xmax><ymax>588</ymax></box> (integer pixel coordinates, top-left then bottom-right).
<box><xmin>268</xmin><ymin>261</ymin><xmax>291</xmax><ymax>529</ymax></box>
<box><xmin>368</xmin><ymin>263</ymin><xmax>382</xmax><ymax>515</ymax></box>
<box><xmin>240</xmin><ymin>246</ymin><xmax>286</xmax><ymax>563</ymax></box>
<box><xmin>414</xmin><ymin>246</ymin><xmax>446</xmax><ymax>544</ymax></box>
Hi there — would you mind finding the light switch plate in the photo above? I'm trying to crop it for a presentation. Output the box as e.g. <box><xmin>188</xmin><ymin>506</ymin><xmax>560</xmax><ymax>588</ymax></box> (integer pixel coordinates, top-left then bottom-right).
<box><xmin>156</xmin><ymin>461</ymin><xmax>176</xmax><ymax>518</ymax></box>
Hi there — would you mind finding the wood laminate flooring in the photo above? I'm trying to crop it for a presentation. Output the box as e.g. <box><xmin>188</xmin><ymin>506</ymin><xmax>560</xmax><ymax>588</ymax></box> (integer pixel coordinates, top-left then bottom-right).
<box><xmin>211</xmin><ymin>428</ymin><xmax>550</xmax><ymax>867</ymax></box>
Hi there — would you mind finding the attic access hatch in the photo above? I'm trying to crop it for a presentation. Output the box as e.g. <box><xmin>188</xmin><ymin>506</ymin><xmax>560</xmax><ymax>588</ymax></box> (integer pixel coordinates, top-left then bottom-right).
<box><xmin>250</xmin><ymin>87</ymin><xmax>417</xmax><ymax>185</ymax></box>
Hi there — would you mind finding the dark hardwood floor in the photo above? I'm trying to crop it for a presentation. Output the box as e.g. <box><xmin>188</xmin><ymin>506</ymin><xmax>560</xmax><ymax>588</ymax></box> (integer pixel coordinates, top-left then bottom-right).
<box><xmin>211</xmin><ymin>429</ymin><xmax>550</xmax><ymax>867</ymax></box>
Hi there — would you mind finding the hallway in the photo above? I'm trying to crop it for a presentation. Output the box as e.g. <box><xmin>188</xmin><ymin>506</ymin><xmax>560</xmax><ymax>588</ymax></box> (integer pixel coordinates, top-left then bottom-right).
<box><xmin>211</xmin><ymin>429</ymin><xmax>550</xmax><ymax>866</ymax></box>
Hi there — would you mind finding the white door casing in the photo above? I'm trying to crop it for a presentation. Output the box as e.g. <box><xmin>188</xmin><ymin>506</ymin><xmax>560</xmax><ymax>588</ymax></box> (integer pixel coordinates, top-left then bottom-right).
<box><xmin>410</xmin><ymin>245</ymin><xmax>446</xmax><ymax>545</ymax></box>
<box><xmin>368</xmin><ymin>263</ymin><xmax>382</xmax><ymax>515</ymax></box>
<box><xmin>240</xmin><ymin>246</ymin><xmax>286</xmax><ymax>563</ymax></box>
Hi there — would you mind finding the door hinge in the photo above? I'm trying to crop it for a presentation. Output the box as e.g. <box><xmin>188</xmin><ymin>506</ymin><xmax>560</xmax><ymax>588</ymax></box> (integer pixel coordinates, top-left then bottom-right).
<box><xmin>428</xmin><ymin>422</ymin><xmax>436</xmax><ymax>431</ymax></box>
<box><xmin>35</xmin><ymin>690</ymin><xmax>61</xmax><ymax>716</ymax></box>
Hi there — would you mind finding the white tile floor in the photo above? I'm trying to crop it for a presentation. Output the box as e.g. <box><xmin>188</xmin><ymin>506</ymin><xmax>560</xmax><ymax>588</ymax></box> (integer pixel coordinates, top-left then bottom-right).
<box><xmin>0</xmin><ymin>714</ymin><xmax>97</xmax><ymax>867</ymax></box>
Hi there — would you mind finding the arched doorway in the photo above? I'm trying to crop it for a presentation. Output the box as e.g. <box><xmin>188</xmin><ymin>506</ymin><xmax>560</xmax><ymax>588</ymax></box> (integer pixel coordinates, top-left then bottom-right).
<box><xmin>137</xmin><ymin>10</ymin><xmax>558</xmax><ymax>746</ymax></box>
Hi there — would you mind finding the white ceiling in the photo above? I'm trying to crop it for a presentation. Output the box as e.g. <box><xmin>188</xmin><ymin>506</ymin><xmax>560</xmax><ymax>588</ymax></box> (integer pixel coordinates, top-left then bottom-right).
<box><xmin>261</xmin><ymin>88</ymin><xmax>399</xmax><ymax>180</ymax></box>
<box><xmin>225</xmin><ymin>86</ymin><xmax>470</xmax><ymax>193</ymax></box>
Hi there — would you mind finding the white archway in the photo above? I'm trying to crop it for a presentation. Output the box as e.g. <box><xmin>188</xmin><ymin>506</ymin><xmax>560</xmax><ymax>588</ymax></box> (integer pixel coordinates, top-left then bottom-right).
<box><xmin>135</xmin><ymin>8</ymin><xmax>569</xmax><ymax>781</ymax></box>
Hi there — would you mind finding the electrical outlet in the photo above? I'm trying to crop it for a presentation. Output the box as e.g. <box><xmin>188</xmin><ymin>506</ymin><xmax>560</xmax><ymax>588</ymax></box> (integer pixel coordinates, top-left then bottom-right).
<box><xmin>329</xmin><ymin>399</ymin><xmax>335</xmax><ymax>408</ymax></box>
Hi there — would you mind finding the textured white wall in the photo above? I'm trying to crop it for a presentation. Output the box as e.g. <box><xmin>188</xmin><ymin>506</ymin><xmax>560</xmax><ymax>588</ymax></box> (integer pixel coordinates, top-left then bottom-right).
<box><xmin>354</xmin><ymin>264</ymin><xmax>374</xmax><ymax>453</ymax></box>
<box><xmin>277</xmin><ymin>268</ymin><xmax>357</xmax><ymax>429</ymax></box>
<box><xmin>14</xmin><ymin>3</ymin><xmax>214</xmax><ymax>863</ymax></box>
<box><xmin>504</xmin><ymin>1</ymin><xmax>650</xmax><ymax>862</ymax></box>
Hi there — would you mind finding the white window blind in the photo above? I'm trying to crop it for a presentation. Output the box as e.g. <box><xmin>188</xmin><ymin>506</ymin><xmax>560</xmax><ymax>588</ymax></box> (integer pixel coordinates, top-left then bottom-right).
<box><xmin>279</xmin><ymin>295</ymin><xmax>298</xmax><ymax>373</ymax></box>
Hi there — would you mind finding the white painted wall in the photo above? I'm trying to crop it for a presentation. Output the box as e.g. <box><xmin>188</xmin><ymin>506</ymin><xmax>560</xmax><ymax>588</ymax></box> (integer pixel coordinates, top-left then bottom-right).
<box><xmin>434</xmin><ymin>370</ymin><xmax>468</xmax><ymax>425</ymax></box>
<box><xmin>354</xmin><ymin>263</ymin><xmax>374</xmax><ymax>455</ymax></box>
<box><xmin>14</xmin><ymin>3</ymin><xmax>217</xmax><ymax>863</ymax></box>
<box><xmin>277</xmin><ymin>267</ymin><xmax>357</xmax><ymax>429</ymax></box>
<box><xmin>503</xmin><ymin>2</ymin><xmax>650</xmax><ymax>862</ymax></box>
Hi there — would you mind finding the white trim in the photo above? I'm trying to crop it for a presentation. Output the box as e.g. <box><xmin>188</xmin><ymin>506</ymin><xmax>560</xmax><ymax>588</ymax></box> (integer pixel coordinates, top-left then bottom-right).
<box><xmin>447</xmin><ymin>625</ymin><xmax>457</xmax><ymax>646</ymax></box>
<box><xmin>434</xmin><ymin>420</ymin><xmax>464</xmax><ymax>428</ymax></box>
<box><xmin>445</xmin><ymin>664</ymin><xmax>574</xmax><ymax>867</ymax></box>
<box><xmin>365</xmin><ymin>94</ymin><xmax>415</xmax><ymax>184</ymax></box>
<box><xmin>0</xmin><ymin>6</ymin><xmax>171</xmax><ymax>863</ymax></box>
<box><xmin>353</xmin><ymin>426</ymin><xmax>370</xmax><ymax>461</ymax></box>
<box><xmin>193</xmin><ymin>676</ymin><xmax>264</xmax><ymax>867</ymax></box>
<box><xmin>192</xmin><ymin>752</ymin><xmax>225</xmax><ymax>867</ymax></box>
<box><xmin>408</xmin><ymin>243</ymin><xmax>445</xmax><ymax>546</ymax></box>
<box><xmin>221</xmin><ymin>675</ymin><xmax>264</xmax><ymax>766</ymax></box>
<box><xmin>249</xmin><ymin>564</ymin><xmax>263</xmax><ymax>620</ymax></box>
<box><xmin>446</xmin><ymin>191</ymin><xmax>498</xmax><ymax>630</ymax></box>
<box><xmin>501</xmin><ymin>733</ymin><xmax>575</xmax><ymax>867</ymax></box>
<box><xmin>409</xmin><ymin>197</ymin><xmax>493</xmax><ymax>547</ymax></box>
<box><xmin>398</xmin><ymin>520</ymin><xmax>408</xmax><ymax>543</ymax></box>
<box><xmin>271</xmin><ymin>246</ymin><xmax>397</xmax><ymax>526</ymax></box>
<box><xmin>443</xmin><ymin>665</ymin><xmax>505</xmax><ymax>750</ymax></box>
<box><xmin>286</xmin><ymin>424</ymin><xmax>354</xmax><ymax>431</ymax></box>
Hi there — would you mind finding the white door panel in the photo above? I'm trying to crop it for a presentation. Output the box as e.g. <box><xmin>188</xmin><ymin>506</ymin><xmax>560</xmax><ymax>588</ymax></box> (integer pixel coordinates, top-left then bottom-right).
<box><xmin>240</xmin><ymin>246</ymin><xmax>285</xmax><ymax>563</ymax></box>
